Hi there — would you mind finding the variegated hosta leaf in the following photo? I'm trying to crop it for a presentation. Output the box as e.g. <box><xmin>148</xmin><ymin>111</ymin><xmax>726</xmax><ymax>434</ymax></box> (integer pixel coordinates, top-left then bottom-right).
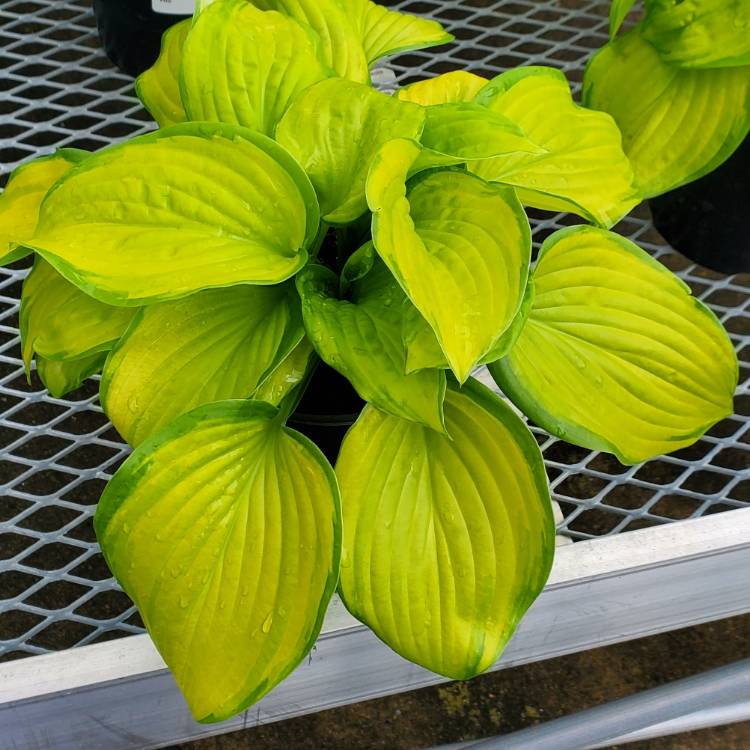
<box><xmin>642</xmin><ymin>0</ymin><xmax>750</xmax><ymax>69</ymax></box>
<box><xmin>489</xmin><ymin>226</ymin><xmax>737</xmax><ymax>464</ymax></box>
<box><xmin>296</xmin><ymin>251</ymin><xmax>446</xmax><ymax>432</ymax></box>
<box><xmin>583</xmin><ymin>26</ymin><xmax>750</xmax><ymax>198</ymax></box>
<box><xmin>336</xmin><ymin>379</ymin><xmax>554</xmax><ymax>679</ymax></box>
<box><xmin>37</xmin><ymin>352</ymin><xmax>107</xmax><ymax>399</ymax></box>
<box><xmin>20</xmin><ymin>256</ymin><xmax>136</xmax><ymax>376</ymax></box>
<box><xmin>253</xmin><ymin>336</ymin><xmax>316</xmax><ymax>407</ymax></box>
<box><xmin>101</xmin><ymin>283</ymin><xmax>304</xmax><ymax>446</ymax></box>
<box><xmin>249</xmin><ymin>0</ymin><xmax>369</xmax><ymax>83</ymax></box>
<box><xmin>0</xmin><ymin>149</ymin><xmax>87</xmax><ymax>265</ymax></box>
<box><xmin>367</xmin><ymin>141</ymin><xmax>531</xmax><ymax>382</ymax></box>
<box><xmin>135</xmin><ymin>19</ymin><xmax>190</xmax><ymax>127</ymax></box>
<box><xmin>609</xmin><ymin>0</ymin><xmax>637</xmax><ymax>38</ymax></box>
<box><xmin>181</xmin><ymin>0</ymin><xmax>332</xmax><ymax>136</ymax></box>
<box><xmin>29</xmin><ymin>123</ymin><xmax>319</xmax><ymax>305</ymax></box>
<box><xmin>415</xmin><ymin>102</ymin><xmax>544</xmax><ymax>171</ymax></box>
<box><xmin>404</xmin><ymin>278</ymin><xmax>535</xmax><ymax>372</ymax></box>
<box><xmin>276</xmin><ymin>78</ymin><xmax>425</xmax><ymax>224</ymax></box>
<box><xmin>471</xmin><ymin>67</ymin><xmax>639</xmax><ymax>228</ymax></box>
<box><xmin>351</xmin><ymin>0</ymin><xmax>453</xmax><ymax>65</ymax></box>
<box><xmin>397</xmin><ymin>70</ymin><xmax>489</xmax><ymax>105</ymax></box>
<box><xmin>95</xmin><ymin>400</ymin><xmax>341</xmax><ymax>722</ymax></box>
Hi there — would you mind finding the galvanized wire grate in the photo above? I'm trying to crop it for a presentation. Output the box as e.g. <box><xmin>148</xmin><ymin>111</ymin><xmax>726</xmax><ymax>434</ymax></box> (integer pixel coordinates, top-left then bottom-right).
<box><xmin>0</xmin><ymin>0</ymin><xmax>748</xmax><ymax>661</ymax></box>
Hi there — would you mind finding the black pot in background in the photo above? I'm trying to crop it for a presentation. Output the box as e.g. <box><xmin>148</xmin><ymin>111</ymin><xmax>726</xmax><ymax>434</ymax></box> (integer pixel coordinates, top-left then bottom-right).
<box><xmin>93</xmin><ymin>0</ymin><xmax>192</xmax><ymax>77</ymax></box>
<box><xmin>288</xmin><ymin>364</ymin><xmax>364</xmax><ymax>464</ymax></box>
<box><xmin>649</xmin><ymin>135</ymin><xmax>750</xmax><ymax>275</ymax></box>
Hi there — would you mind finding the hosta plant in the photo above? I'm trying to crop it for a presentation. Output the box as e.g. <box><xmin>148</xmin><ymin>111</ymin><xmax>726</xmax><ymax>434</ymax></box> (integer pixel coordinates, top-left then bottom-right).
<box><xmin>584</xmin><ymin>0</ymin><xmax>750</xmax><ymax>198</ymax></box>
<box><xmin>0</xmin><ymin>0</ymin><xmax>738</xmax><ymax>723</ymax></box>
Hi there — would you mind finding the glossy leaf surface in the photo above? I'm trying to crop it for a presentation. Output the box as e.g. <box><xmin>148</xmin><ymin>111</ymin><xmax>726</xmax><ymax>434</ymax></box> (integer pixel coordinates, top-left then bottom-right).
<box><xmin>490</xmin><ymin>226</ymin><xmax>738</xmax><ymax>464</ymax></box>
<box><xmin>353</xmin><ymin>0</ymin><xmax>453</xmax><ymax>64</ymax></box>
<box><xmin>0</xmin><ymin>149</ymin><xmax>87</xmax><ymax>264</ymax></box>
<box><xmin>253</xmin><ymin>337</ymin><xmax>316</xmax><ymax>407</ymax></box>
<box><xmin>472</xmin><ymin>67</ymin><xmax>638</xmax><ymax>227</ymax></box>
<box><xmin>20</xmin><ymin>257</ymin><xmax>136</xmax><ymax>370</ymax></box>
<box><xmin>37</xmin><ymin>351</ymin><xmax>107</xmax><ymax>399</ymax></box>
<box><xmin>250</xmin><ymin>0</ymin><xmax>369</xmax><ymax>82</ymax></box>
<box><xmin>296</xmin><ymin>253</ymin><xmax>446</xmax><ymax>431</ymax></box>
<box><xmin>368</xmin><ymin>143</ymin><xmax>531</xmax><ymax>382</ymax></box>
<box><xmin>101</xmin><ymin>283</ymin><xmax>303</xmax><ymax>446</ymax></box>
<box><xmin>181</xmin><ymin>0</ymin><xmax>332</xmax><ymax>135</ymax></box>
<box><xmin>29</xmin><ymin>123</ymin><xmax>319</xmax><ymax>305</ymax></box>
<box><xmin>336</xmin><ymin>379</ymin><xmax>554</xmax><ymax>679</ymax></box>
<box><xmin>643</xmin><ymin>0</ymin><xmax>750</xmax><ymax>68</ymax></box>
<box><xmin>404</xmin><ymin>279</ymin><xmax>534</xmax><ymax>372</ymax></box>
<box><xmin>397</xmin><ymin>71</ymin><xmax>488</xmax><ymax>105</ymax></box>
<box><xmin>418</xmin><ymin>103</ymin><xmax>544</xmax><ymax>163</ymax></box>
<box><xmin>95</xmin><ymin>400</ymin><xmax>341</xmax><ymax>722</ymax></box>
<box><xmin>276</xmin><ymin>78</ymin><xmax>425</xmax><ymax>223</ymax></box>
<box><xmin>136</xmin><ymin>19</ymin><xmax>190</xmax><ymax>127</ymax></box>
<box><xmin>583</xmin><ymin>27</ymin><xmax>750</xmax><ymax>197</ymax></box>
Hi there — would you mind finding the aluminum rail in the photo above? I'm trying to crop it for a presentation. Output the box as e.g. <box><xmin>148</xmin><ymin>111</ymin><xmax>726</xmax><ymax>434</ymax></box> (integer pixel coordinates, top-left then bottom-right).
<box><xmin>2</xmin><ymin>509</ymin><xmax>750</xmax><ymax>750</ymax></box>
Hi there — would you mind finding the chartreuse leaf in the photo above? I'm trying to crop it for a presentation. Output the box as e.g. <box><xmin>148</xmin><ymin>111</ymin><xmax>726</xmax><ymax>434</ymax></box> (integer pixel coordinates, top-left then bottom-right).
<box><xmin>418</xmin><ymin>103</ymin><xmax>544</xmax><ymax>165</ymax></box>
<box><xmin>404</xmin><ymin>279</ymin><xmax>535</xmax><ymax>373</ymax></box>
<box><xmin>383</xmin><ymin>108</ymin><xmax>542</xmax><ymax>178</ymax></box>
<box><xmin>397</xmin><ymin>71</ymin><xmax>488</xmax><ymax>105</ymax></box>
<box><xmin>296</xmin><ymin>250</ymin><xmax>446</xmax><ymax>432</ymax></box>
<box><xmin>253</xmin><ymin>337</ymin><xmax>316</xmax><ymax>407</ymax></box>
<box><xmin>135</xmin><ymin>19</ymin><xmax>190</xmax><ymax>127</ymax></box>
<box><xmin>609</xmin><ymin>0</ymin><xmax>637</xmax><ymax>38</ymax></box>
<box><xmin>583</xmin><ymin>26</ymin><xmax>750</xmax><ymax>198</ymax></box>
<box><xmin>351</xmin><ymin>0</ymin><xmax>453</xmax><ymax>65</ymax></box>
<box><xmin>336</xmin><ymin>378</ymin><xmax>554</xmax><ymax>679</ymax></box>
<box><xmin>101</xmin><ymin>283</ymin><xmax>303</xmax><ymax>446</ymax></box>
<box><xmin>181</xmin><ymin>0</ymin><xmax>333</xmax><ymax>136</ymax></box>
<box><xmin>94</xmin><ymin>399</ymin><xmax>341</xmax><ymax>722</ymax></box>
<box><xmin>37</xmin><ymin>352</ymin><xmax>107</xmax><ymax>398</ymax></box>
<box><xmin>367</xmin><ymin>143</ymin><xmax>531</xmax><ymax>382</ymax></box>
<box><xmin>28</xmin><ymin>123</ymin><xmax>319</xmax><ymax>305</ymax></box>
<box><xmin>0</xmin><ymin>149</ymin><xmax>87</xmax><ymax>264</ymax></box>
<box><xmin>642</xmin><ymin>0</ymin><xmax>750</xmax><ymax>69</ymax></box>
<box><xmin>471</xmin><ymin>67</ymin><xmax>638</xmax><ymax>228</ymax></box>
<box><xmin>490</xmin><ymin>226</ymin><xmax>738</xmax><ymax>464</ymax></box>
<box><xmin>276</xmin><ymin>78</ymin><xmax>425</xmax><ymax>224</ymax></box>
<box><xmin>249</xmin><ymin>0</ymin><xmax>369</xmax><ymax>83</ymax></box>
<box><xmin>20</xmin><ymin>257</ymin><xmax>136</xmax><ymax>374</ymax></box>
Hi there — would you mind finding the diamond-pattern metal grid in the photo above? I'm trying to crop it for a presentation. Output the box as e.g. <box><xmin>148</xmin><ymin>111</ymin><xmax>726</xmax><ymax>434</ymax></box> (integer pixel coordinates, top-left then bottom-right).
<box><xmin>0</xmin><ymin>0</ymin><xmax>748</xmax><ymax>661</ymax></box>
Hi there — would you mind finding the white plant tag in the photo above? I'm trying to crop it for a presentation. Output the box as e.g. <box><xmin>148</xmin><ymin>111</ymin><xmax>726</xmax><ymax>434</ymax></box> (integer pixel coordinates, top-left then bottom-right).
<box><xmin>152</xmin><ymin>0</ymin><xmax>193</xmax><ymax>14</ymax></box>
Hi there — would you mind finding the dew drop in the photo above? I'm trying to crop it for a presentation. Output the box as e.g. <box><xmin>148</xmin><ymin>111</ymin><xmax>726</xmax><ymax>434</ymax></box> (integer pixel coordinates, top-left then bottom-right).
<box><xmin>262</xmin><ymin>612</ymin><xmax>274</xmax><ymax>633</ymax></box>
<box><xmin>127</xmin><ymin>394</ymin><xmax>140</xmax><ymax>414</ymax></box>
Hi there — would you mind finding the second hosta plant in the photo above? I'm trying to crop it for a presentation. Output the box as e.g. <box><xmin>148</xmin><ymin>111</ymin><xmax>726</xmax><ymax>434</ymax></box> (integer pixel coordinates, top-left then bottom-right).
<box><xmin>0</xmin><ymin>0</ymin><xmax>738</xmax><ymax>722</ymax></box>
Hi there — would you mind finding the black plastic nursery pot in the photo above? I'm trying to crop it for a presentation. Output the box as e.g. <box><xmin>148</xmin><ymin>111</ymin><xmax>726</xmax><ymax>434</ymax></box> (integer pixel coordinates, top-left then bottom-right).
<box><xmin>93</xmin><ymin>0</ymin><xmax>192</xmax><ymax>77</ymax></box>
<box><xmin>648</xmin><ymin>135</ymin><xmax>750</xmax><ymax>276</ymax></box>
<box><xmin>288</xmin><ymin>364</ymin><xmax>365</xmax><ymax>464</ymax></box>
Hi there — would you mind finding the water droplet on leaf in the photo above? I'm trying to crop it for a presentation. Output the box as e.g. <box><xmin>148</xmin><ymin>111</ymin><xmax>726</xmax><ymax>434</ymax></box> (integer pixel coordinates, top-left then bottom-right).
<box><xmin>262</xmin><ymin>612</ymin><xmax>274</xmax><ymax>633</ymax></box>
